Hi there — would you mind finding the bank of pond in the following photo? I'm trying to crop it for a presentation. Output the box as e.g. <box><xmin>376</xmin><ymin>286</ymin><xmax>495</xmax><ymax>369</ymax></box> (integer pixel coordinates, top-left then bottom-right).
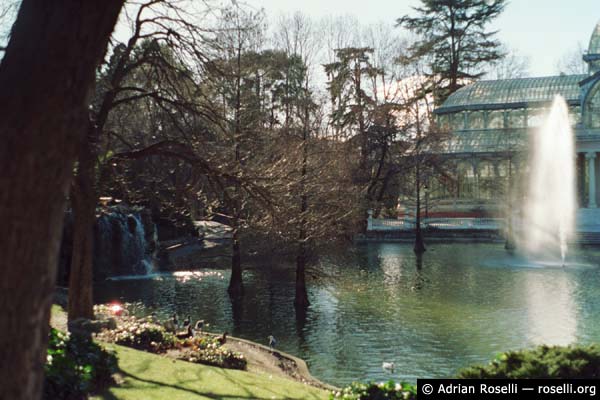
<box><xmin>47</xmin><ymin>303</ymin><xmax>600</xmax><ymax>400</ymax></box>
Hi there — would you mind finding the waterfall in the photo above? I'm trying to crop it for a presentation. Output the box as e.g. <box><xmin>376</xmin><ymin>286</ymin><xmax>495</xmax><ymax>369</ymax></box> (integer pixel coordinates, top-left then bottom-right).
<box><xmin>93</xmin><ymin>208</ymin><xmax>157</xmax><ymax>278</ymax></box>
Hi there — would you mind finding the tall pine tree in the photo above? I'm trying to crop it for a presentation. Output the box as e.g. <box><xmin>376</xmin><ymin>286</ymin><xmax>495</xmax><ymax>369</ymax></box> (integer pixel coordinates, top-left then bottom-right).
<box><xmin>397</xmin><ymin>0</ymin><xmax>507</xmax><ymax>104</ymax></box>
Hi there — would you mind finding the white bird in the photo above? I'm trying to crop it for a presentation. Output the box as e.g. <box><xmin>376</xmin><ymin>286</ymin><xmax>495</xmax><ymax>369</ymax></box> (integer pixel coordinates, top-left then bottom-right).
<box><xmin>382</xmin><ymin>362</ymin><xmax>395</xmax><ymax>372</ymax></box>
<box><xmin>268</xmin><ymin>335</ymin><xmax>277</xmax><ymax>349</ymax></box>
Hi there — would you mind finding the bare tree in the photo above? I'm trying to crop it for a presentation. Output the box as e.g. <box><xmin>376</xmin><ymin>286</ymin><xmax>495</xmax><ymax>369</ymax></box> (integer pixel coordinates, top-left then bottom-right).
<box><xmin>556</xmin><ymin>42</ymin><xmax>587</xmax><ymax>75</ymax></box>
<box><xmin>486</xmin><ymin>45</ymin><xmax>530</xmax><ymax>80</ymax></box>
<box><xmin>203</xmin><ymin>4</ymin><xmax>268</xmax><ymax>297</ymax></box>
<box><xmin>68</xmin><ymin>0</ymin><xmax>218</xmax><ymax>321</ymax></box>
<box><xmin>393</xmin><ymin>56</ymin><xmax>452</xmax><ymax>253</ymax></box>
<box><xmin>319</xmin><ymin>14</ymin><xmax>361</xmax><ymax>65</ymax></box>
<box><xmin>273</xmin><ymin>12</ymin><xmax>321</xmax><ymax>308</ymax></box>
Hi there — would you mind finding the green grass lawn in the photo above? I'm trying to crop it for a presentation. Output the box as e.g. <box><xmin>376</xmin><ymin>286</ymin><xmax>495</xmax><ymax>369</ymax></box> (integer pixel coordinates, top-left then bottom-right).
<box><xmin>50</xmin><ymin>305</ymin><xmax>327</xmax><ymax>399</ymax></box>
<box><xmin>92</xmin><ymin>344</ymin><xmax>328</xmax><ymax>400</ymax></box>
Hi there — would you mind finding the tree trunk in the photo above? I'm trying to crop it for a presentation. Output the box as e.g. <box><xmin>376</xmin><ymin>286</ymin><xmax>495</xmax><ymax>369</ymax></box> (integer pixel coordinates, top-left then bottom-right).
<box><xmin>295</xmin><ymin>99</ymin><xmax>310</xmax><ymax>309</ymax></box>
<box><xmin>414</xmin><ymin>162</ymin><xmax>426</xmax><ymax>254</ymax></box>
<box><xmin>228</xmin><ymin>230</ymin><xmax>243</xmax><ymax>297</ymax></box>
<box><xmin>0</xmin><ymin>2</ymin><xmax>123</xmax><ymax>399</ymax></box>
<box><xmin>294</xmin><ymin>241</ymin><xmax>310</xmax><ymax>308</ymax></box>
<box><xmin>68</xmin><ymin>134</ymin><xmax>96</xmax><ymax>321</ymax></box>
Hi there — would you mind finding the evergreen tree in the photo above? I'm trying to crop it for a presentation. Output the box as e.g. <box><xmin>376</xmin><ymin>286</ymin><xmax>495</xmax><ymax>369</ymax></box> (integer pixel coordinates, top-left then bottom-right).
<box><xmin>397</xmin><ymin>0</ymin><xmax>507</xmax><ymax>104</ymax></box>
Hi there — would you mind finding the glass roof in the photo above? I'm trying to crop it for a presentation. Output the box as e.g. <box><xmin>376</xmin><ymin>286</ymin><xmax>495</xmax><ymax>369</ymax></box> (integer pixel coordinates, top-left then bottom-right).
<box><xmin>436</xmin><ymin>75</ymin><xmax>586</xmax><ymax>114</ymax></box>
<box><xmin>436</xmin><ymin>129</ymin><xmax>527</xmax><ymax>155</ymax></box>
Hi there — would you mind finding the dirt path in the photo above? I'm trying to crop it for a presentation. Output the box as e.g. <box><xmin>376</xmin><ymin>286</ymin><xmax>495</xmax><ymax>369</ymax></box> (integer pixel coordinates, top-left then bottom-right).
<box><xmin>222</xmin><ymin>335</ymin><xmax>336</xmax><ymax>391</ymax></box>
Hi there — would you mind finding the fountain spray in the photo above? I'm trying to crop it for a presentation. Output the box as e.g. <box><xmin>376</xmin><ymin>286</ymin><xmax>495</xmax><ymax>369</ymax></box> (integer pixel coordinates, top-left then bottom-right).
<box><xmin>522</xmin><ymin>95</ymin><xmax>576</xmax><ymax>265</ymax></box>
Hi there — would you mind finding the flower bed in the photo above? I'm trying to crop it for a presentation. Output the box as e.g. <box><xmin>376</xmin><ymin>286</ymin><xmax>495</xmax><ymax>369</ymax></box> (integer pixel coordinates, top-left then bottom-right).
<box><xmin>95</xmin><ymin>317</ymin><xmax>175</xmax><ymax>353</ymax></box>
<box><xmin>94</xmin><ymin>303</ymin><xmax>246</xmax><ymax>370</ymax></box>
<box><xmin>330</xmin><ymin>381</ymin><xmax>416</xmax><ymax>400</ymax></box>
<box><xmin>175</xmin><ymin>336</ymin><xmax>246</xmax><ymax>370</ymax></box>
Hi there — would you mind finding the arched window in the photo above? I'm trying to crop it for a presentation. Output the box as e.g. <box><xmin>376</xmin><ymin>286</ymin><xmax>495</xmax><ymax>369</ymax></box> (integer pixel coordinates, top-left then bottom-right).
<box><xmin>468</xmin><ymin>111</ymin><xmax>485</xmax><ymax>130</ymax></box>
<box><xmin>451</xmin><ymin>112</ymin><xmax>464</xmax><ymax>130</ymax></box>
<box><xmin>456</xmin><ymin>161</ymin><xmax>475</xmax><ymax>199</ymax></box>
<box><xmin>584</xmin><ymin>82</ymin><xmax>600</xmax><ymax>128</ymax></box>
<box><xmin>507</xmin><ymin>109</ymin><xmax>526</xmax><ymax>128</ymax></box>
<box><xmin>527</xmin><ymin>108</ymin><xmax>544</xmax><ymax>128</ymax></box>
<box><xmin>569</xmin><ymin>106</ymin><xmax>581</xmax><ymax>127</ymax></box>
<box><xmin>478</xmin><ymin>161</ymin><xmax>498</xmax><ymax>200</ymax></box>
<box><xmin>488</xmin><ymin>111</ymin><xmax>504</xmax><ymax>129</ymax></box>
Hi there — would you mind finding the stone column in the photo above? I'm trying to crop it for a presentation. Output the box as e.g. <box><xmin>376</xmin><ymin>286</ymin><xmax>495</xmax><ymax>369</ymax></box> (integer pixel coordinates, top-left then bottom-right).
<box><xmin>587</xmin><ymin>152</ymin><xmax>597</xmax><ymax>208</ymax></box>
<box><xmin>577</xmin><ymin>153</ymin><xmax>585</xmax><ymax>208</ymax></box>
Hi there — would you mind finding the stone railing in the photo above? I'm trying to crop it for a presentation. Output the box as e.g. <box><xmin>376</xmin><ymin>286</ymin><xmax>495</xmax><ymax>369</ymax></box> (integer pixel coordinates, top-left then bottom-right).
<box><xmin>424</xmin><ymin>217</ymin><xmax>503</xmax><ymax>230</ymax></box>
<box><xmin>367</xmin><ymin>211</ymin><xmax>503</xmax><ymax>231</ymax></box>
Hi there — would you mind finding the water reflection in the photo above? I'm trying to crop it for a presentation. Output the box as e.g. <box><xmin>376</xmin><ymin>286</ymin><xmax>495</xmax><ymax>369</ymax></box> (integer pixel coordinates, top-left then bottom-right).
<box><xmin>523</xmin><ymin>272</ymin><xmax>578</xmax><ymax>345</ymax></box>
<box><xmin>95</xmin><ymin>243</ymin><xmax>600</xmax><ymax>386</ymax></box>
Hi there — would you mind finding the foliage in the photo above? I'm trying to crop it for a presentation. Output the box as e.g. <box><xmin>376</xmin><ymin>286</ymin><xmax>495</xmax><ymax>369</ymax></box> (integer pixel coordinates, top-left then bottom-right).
<box><xmin>397</xmin><ymin>0</ymin><xmax>507</xmax><ymax>103</ymax></box>
<box><xmin>324</xmin><ymin>47</ymin><xmax>380</xmax><ymax>142</ymax></box>
<box><xmin>458</xmin><ymin>344</ymin><xmax>600</xmax><ymax>379</ymax></box>
<box><xmin>330</xmin><ymin>381</ymin><xmax>417</xmax><ymax>400</ymax></box>
<box><xmin>333</xmin><ymin>344</ymin><xmax>600</xmax><ymax>399</ymax></box>
<box><xmin>176</xmin><ymin>336</ymin><xmax>247</xmax><ymax>370</ymax></box>
<box><xmin>44</xmin><ymin>329</ymin><xmax>118</xmax><ymax>400</ymax></box>
<box><xmin>95</xmin><ymin>318</ymin><xmax>175</xmax><ymax>353</ymax></box>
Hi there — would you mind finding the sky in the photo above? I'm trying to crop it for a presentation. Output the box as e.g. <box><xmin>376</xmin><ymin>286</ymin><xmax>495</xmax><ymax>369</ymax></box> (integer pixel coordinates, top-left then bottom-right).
<box><xmin>249</xmin><ymin>0</ymin><xmax>600</xmax><ymax>77</ymax></box>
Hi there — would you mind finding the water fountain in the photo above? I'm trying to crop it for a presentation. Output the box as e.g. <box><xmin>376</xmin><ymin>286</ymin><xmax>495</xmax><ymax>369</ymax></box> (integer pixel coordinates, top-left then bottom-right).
<box><xmin>521</xmin><ymin>95</ymin><xmax>576</xmax><ymax>265</ymax></box>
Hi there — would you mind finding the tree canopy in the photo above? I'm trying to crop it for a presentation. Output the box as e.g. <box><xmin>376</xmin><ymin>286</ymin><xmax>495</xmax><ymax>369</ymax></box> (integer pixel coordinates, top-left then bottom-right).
<box><xmin>397</xmin><ymin>0</ymin><xmax>507</xmax><ymax>104</ymax></box>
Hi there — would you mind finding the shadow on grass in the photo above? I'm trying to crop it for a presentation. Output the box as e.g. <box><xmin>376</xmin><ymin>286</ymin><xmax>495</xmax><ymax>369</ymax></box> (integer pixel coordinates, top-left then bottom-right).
<box><xmin>93</xmin><ymin>344</ymin><xmax>326</xmax><ymax>400</ymax></box>
<box><xmin>96</xmin><ymin>366</ymin><xmax>325</xmax><ymax>400</ymax></box>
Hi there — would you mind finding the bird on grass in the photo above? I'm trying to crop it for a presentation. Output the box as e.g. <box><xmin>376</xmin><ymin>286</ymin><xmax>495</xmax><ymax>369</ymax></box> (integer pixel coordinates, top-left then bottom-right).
<box><xmin>163</xmin><ymin>313</ymin><xmax>178</xmax><ymax>333</ymax></box>
<box><xmin>268</xmin><ymin>335</ymin><xmax>277</xmax><ymax>349</ymax></box>
<box><xmin>183</xmin><ymin>315</ymin><xmax>191</xmax><ymax>329</ymax></box>
<box><xmin>217</xmin><ymin>332</ymin><xmax>229</xmax><ymax>345</ymax></box>
<box><xmin>176</xmin><ymin>324</ymin><xmax>193</xmax><ymax>339</ymax></box>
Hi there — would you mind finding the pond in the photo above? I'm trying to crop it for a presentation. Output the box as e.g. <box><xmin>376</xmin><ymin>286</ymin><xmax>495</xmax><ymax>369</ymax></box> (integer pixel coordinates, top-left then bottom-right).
<box><xmin>95</xmin><ymin>242</ymin><xmax>600</xmax><ymax>387</ymax></box>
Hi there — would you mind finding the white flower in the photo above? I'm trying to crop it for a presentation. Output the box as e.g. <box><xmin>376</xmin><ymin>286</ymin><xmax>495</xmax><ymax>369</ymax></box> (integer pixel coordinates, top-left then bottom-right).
<box><xmin>46</xmin><ymin>355</ymin><xmax>53</xmax><ymax>365</ymax></box>
<box><xmin>395</xmin><ymin>383</ymin><xmax>402</xmax><ymax>391</ymax></box>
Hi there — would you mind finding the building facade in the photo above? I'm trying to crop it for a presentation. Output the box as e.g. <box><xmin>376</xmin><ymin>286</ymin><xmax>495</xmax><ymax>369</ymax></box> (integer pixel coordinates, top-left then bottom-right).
<box><xmin>430</xmin><ymin>22</ymin><xmax>600</xmax><ymax>222</ymax></box>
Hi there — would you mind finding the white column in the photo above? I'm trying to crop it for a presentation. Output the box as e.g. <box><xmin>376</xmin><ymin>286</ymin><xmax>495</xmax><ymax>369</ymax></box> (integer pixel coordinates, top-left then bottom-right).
<box><xmin>471</xmin><ymin>160</ymin><xmax>480</xmax><ymax>199</ymax></box>
<box><xmin>587</xmin><ymin>152</ymin><xmax>597</xmax><ymax>208</ymax></box>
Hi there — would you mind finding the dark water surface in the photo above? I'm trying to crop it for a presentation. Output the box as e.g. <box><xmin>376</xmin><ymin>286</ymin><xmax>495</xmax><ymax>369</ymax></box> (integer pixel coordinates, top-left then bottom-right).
<box><xmin>95</xmin><ymin>243</ymin><xmax>600</xmax><ymax>386</ymax></box>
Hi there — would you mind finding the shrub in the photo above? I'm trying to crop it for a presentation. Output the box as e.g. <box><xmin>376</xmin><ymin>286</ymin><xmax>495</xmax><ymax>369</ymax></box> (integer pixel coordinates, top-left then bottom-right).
<box><xmin>330</xmin><ymin>381</ymin><xmax>416</xmax><ymax>400</ymax></box>
<box><xmin>458</xmin><ymin>344</ymin><xmax>600</xmax><ymax>379</ymax></box>
<box><xmin>44</xmin><ymin>328</ymin><xmax>118</xmax><ymax>400</ymax></box>
<box><xmin>96</xmin><ymin>319</ymin><xmax>175</xmax><ymax>353</ymax></box>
